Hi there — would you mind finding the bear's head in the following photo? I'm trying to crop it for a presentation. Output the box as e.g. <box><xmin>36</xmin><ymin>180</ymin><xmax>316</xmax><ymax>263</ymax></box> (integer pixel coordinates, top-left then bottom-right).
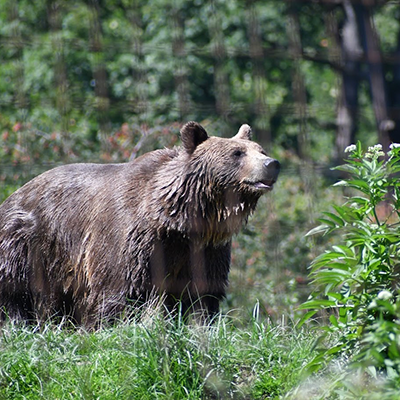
<box><xmin>158</xmin><ymin>121</ymin><xmax>281</xmax><ymax>242</ymax></box>
<box><xmin>152</xmin><ymin>121</ymin><xmax>279</xmax><ymax>243</ymax></box>
<box><xmin>180</xmin><ymin>121</ymin><xmax>280</xmax><ymax>196</ymax></box>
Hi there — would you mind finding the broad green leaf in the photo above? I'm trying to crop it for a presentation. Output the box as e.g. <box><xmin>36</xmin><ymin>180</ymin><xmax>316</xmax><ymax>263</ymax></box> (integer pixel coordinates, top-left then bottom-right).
<box><xmin>388</xmin><ymin>341</ymin><xmax>400</xmax><ymax>359</ymax></box>
<box><xmin>311</xmin><ymin>269</ymin><xmax>352</xmax><ymax>279</ymax></box>
<box><xmin>296</xmin><ymin>310</ymin><xmax>317</xmax><ymax>328</ymax></box>
<box><xmin>374</xmin><ymin>233</ymin><xmax>400</xmax><ymax>243</ymax></box>
<box><xmin>331</xmin><ymin>245</ymin><xmax>355</xmax><ymax>258</ymax></box>
<box><xmin>322</xmin><ymin>212</ymin><xmax>345</xmax><ymax>227</ymax></box>
<box><xmin>347</xmin><ymin>179</ymin><xmax>371</xmax><ymax>189</ymax></box>
<box><xmin>317</xmin><ymin>218</ymin><xmax>336</xmax><ymax>228</ymax></box>
<box><xmin>327</xmin><ymin>292</ymin><xmax>345</xmax><ymax>301</ymax></box>
<box><xmin>333</xmin><ymin>164</ymin><xmax>359</xmax><ymax>174</ymax></box>
<box><xmin>333</xmin><ymin>180</ymin><xmax>349</xmax><ymax>187</ymax></box>
<box><xmin>332</xmin><ymin>205</ymin><xmax>358</xmax><ymax>223</ymax></box>
<box><xmin>370</xmin><ymin>348</ymin><xmax>385</xmax><ymax>364</ymax></box>
<box><xmin>305</xmin><ymin>224</ymin><xmax>329</xmax><ymax>237</ymax></box>
<box><xmin>388</xmin><ymin>164</ymin><xmax>400</xmax><ymax>174</ymax></box>
<box><xmin>326</xmin><ymin>343</ymin><xmax>346</xmax><ymax>356</ymax></box>
<box><xmin>368</xmin><ymin>259</ymin><xmax>382</xmax><ymax>270</ymax></box>
<box><xmin>329</xmin><ymin>314</ymin><xmax>339</xmax><ymax>328</ymax></box>
<box><xmin>335</xmin><ymin>179</ymin><xmax>371</xmax><ymax>194</ymax></box>
<box><xmin>310</xmin><ymin>252</ymin><xmax>353</xmax><ymax>269</ymax></box>
<box><xmin>298</xmin><ymin>299</ymin><xmax>337</xmax><ymax>310</ymax></box>
<box><xmin>345</xmin><ymin>196</ymin><xmax>369</xmax><ymax>206</ymax></box>
<box><xmin>311</xmin><ymin>262</ymin><xmax>354</xmax><ymax>272</ymax></box>
<box><xmin>311</xmin><ymin>270</ymin><xmax>352</xmax><ymax>287</ymax></box>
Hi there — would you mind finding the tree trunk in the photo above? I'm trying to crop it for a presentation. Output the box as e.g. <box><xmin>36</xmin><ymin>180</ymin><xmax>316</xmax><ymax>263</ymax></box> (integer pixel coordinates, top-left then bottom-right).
<box><xmin>335</xmin><ymin>0</ymin><xmax>362</xmax><ymax>157</ymax></box>
<box><xmin>356</xmin><ymin>1</ymin><xmax>392</xmax><ymax>151</ymax></box>
<box><xmin>388</xmin><ymin>28</ymin><xmax>400</xmax><ymax>143</ymax></box>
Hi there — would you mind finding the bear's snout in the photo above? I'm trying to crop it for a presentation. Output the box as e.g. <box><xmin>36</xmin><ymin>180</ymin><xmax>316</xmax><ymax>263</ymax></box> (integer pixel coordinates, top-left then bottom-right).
<box><xmin>263</xmin><ymin>158</ymin><xmax>280</xmax><ymax>182</ymax></box>
<box><xmin>244</xmin><ymin>157</ymin><xmax>280</xmax><ymax>191</ymax></box>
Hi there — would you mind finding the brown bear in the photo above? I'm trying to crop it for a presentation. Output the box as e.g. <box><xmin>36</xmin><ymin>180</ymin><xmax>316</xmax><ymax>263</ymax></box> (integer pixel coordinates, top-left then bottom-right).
<box><xmin>0</xmin><ymin>122</ymin><xmax>279</xmax><ymax>328</ymax></box>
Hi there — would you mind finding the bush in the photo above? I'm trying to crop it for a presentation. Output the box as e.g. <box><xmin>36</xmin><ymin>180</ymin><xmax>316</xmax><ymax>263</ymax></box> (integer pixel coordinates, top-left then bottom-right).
<box><xmin>299</xmin><ymin>142</ymin><xmax>400</xmax><ymax>389</ymax></box>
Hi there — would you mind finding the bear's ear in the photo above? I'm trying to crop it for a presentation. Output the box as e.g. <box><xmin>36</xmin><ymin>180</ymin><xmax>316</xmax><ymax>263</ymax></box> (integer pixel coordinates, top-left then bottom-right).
<box><xmin>180</xmin><ymin>121</ymin><xmax>209</xmax><ymax>154</ymax></box>
<box><xmin>233</xmin><ymin>124</ymin><xmax>252</xmax><ymax>141</ymax></box>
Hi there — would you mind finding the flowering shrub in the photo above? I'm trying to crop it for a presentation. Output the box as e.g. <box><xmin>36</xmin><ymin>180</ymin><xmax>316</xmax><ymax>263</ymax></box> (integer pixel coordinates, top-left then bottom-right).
<box><xmin>300</xmin><ymin>141</ymin><xmax>400</xmax><ymax>381</ymax></box>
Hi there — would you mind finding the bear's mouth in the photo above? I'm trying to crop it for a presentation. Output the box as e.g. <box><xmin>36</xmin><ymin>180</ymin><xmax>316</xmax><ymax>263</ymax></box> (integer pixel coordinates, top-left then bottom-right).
<box><xmin>248</xmin><ymin>180</ymin><xmax>276</xmax><ymax>191</ymax></box>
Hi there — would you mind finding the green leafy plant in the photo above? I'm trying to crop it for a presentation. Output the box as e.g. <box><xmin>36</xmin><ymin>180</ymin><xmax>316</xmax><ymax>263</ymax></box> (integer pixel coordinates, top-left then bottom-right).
<box><xmin>299</xmin><ymin>142</ymin><xmax>400</xmax><ymax>379</ymax></box>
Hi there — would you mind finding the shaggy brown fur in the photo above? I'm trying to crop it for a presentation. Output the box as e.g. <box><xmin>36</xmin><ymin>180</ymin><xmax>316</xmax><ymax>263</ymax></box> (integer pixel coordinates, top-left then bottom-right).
<box><xmin>0</xmin><ymin>122</ymin><xmax>280</xmax><ymax>328</ymax></box>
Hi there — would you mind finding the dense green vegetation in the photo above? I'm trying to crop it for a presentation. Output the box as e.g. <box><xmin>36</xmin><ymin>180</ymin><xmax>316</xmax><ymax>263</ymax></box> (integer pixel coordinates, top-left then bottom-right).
<box><xmin>297</xmin><ymin>143</ymin><xmax>400</xmax><ymax>398</ymax></box>
<box><xmin>1</xmin><ymin>0</ymin><xmax>399</xmax><ymax>165</ymax></box>
<box><xmin>0</xmin><ymin>313</ymin><xmax>316</xmax><ymax>399</ymax></box>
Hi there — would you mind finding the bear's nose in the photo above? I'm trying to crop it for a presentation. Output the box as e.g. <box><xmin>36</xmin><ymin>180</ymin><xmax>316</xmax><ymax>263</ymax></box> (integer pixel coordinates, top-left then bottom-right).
<box><xmin>263</xmin><ymin>158</ymin><xmax>280</xmax><ymax>181</ymax></box>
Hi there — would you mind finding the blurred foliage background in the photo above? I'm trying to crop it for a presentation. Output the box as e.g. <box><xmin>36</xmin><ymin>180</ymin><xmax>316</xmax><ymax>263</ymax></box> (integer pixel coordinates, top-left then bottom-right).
<box><xmin>1</xmin><ymin>0</ymin><xmax>400</xmax><ymax>321</ymax></box>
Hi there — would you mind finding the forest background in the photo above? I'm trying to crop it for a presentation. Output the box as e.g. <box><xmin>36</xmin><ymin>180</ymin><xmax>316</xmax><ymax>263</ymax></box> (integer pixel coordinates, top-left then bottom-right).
<box><xmin>1</xmin><ymin>0</ymin><xmax>400</xmax><ymax>320</ymax></box>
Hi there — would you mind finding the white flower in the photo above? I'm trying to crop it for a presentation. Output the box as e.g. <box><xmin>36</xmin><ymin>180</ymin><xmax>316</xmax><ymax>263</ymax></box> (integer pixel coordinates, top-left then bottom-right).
<box><xmin>344</xmin><ymin>144</ymin><xmax>356</xmax><ymax>153</ymax></box>
<box><xmin>389</xmin><ymin>143</ymin><xmax>400</xmax><ymax>149</ymax></box>
<box><xmin>368</xmin><ymin>144</ymin><xmax>382</xmax><ymax>152</ymax></box>
<box><xmin>365</xmin><ymin>144</ymin><xmax>385</xmax><ymax>159</ymax></box>
<box><xmin>377</xmin><ymin>290</ymin><xmax>393</xmax><ymax>301</ymax></box>
<box><xmin>368</xmin><ymin>300</ymin><xmax>378</xmax><ymax>309</ymax></box>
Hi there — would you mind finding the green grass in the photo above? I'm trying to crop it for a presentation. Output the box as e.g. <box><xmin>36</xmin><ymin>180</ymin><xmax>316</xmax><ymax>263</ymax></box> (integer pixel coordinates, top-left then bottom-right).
<box><xmin>2</xmin><ymin>310</ymin><xmax>400</xmax><ymax>399</ymax></box>
<box><xmin>0</xmin><ymin>311</ymin><xmax>314</xmax><ymax>400</ymax></box>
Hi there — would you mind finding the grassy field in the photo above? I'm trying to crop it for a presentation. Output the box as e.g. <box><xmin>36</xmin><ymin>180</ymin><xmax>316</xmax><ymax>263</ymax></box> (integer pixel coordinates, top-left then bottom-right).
<box><xmin>0</xmin><ymin>310</ymin><xmax>314</xmax><ymax>399</ymax></box>
<box><xmin>3</xmin><ymin>310</ymin><xmax>400</xmax><ymax>399</ymax></box>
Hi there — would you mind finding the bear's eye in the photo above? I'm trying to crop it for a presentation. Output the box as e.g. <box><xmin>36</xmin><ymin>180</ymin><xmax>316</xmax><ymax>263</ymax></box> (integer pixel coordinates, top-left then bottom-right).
<box><xmin>233</xmin><ymin>149</ymin><xmax>245</xmax><ymax>158</ymax></box>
